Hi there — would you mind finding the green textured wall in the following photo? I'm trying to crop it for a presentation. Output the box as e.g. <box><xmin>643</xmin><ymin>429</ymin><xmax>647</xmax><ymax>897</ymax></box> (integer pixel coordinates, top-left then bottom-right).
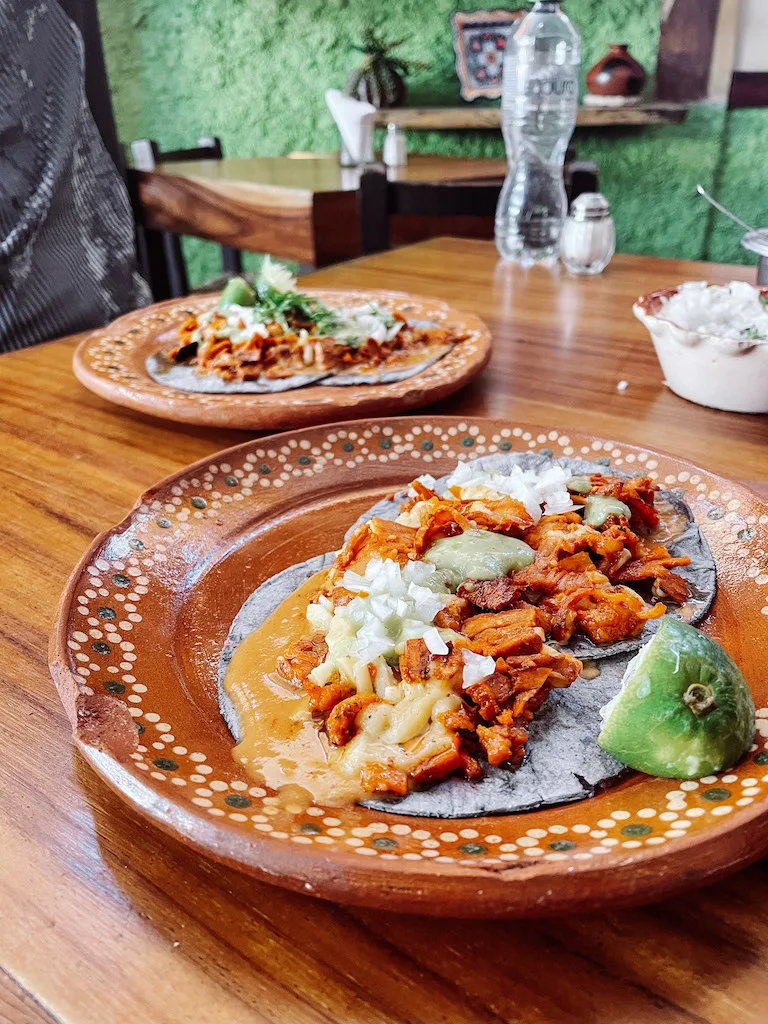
<box><xmin>707</xmin><ymin>108</ymin><xmax>768</xmax><ymax>264</ymax></box>
<box><xmin>96</xmin><ymin>0</ymin><xmax>768</xmax><ymax>285</ymax></box>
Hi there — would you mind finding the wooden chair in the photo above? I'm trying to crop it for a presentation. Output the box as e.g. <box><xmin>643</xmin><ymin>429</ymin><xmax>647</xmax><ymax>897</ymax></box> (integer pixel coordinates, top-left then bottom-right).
<box><xmin>358</xmin><ymin>160</ymin><xmax>599</xmax><ymax>255</ymax></box>
<box><xmin>130</xmin><ymin>137</ymin><xmax>244</xmax><ymax>299</ymax></box>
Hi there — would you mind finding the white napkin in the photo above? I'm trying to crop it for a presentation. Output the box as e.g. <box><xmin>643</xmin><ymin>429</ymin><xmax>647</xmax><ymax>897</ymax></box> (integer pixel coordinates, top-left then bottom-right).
<box><xmin>325</xmin><ymin>88</ymin><xmax>376</xmax><ymax>164</ymax></box>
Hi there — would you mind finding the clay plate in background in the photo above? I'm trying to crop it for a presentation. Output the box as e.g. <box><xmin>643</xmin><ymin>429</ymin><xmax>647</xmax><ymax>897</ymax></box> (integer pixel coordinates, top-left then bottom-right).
<box><xmin>72</xmin><ymin>291</ymin><xmax>491</xmax><ymax>430</ymax></box>
<box><xmin>50</xmin><ymin>417</ymin><xmax>768</xmax><ymax>918</ymax></box>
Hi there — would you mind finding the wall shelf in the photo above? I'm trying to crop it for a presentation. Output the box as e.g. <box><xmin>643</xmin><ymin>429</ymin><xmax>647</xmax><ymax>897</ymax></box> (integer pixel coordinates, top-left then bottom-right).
<box><xmin>373</xmin><ymin>102</ymin><xmax>689</xmax><ymax>131</ymax></box>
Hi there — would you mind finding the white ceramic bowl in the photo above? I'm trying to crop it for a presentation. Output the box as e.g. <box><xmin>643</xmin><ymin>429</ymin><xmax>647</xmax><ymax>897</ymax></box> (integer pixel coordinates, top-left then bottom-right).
<box><xmin>633</xmin><ymin>285</ymin><xmax>768</xmax><ymax>414</ymax></box>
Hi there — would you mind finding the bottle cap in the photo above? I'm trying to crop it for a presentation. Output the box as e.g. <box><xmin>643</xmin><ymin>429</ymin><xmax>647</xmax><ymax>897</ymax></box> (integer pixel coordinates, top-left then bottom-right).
<box><xmin>570</xmin><ymin>192</ymin><xmax>611</xmax><ymax>222</ymax></box>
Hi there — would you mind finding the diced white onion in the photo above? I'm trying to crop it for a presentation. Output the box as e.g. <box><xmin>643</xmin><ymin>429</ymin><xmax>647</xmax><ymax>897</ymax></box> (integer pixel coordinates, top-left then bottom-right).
<box><xmin>308</xmin><ymin>659</ymin><xmax>338</xmax><ymax>687</ymax></box>
<box><xmin>411</xmin><ymin>474</ymin><xmax>437</xmax><ymax>494</ymax></box>
<box><xmin>341</xmin><ymin>568</ymin><xmax>369</xmax><ymax>593</ymax></box>
<box><xmin>332</xmin><ymin>302</ymin><xmax>401</xmax><ymax>345</ymax></box>
<box><xmin>423</xmin><ymin>627</ymin><xmax>449</xmax><ymax>655</ymax></box>
<box><xmin>461</xmin><ymin>649</ymin><xmax>497</xmax><ymax>688</ymax></box>
<box><xmin>307</xmin><ymin>558</ymin><xmax>453</xmax><ymax>689</ymax></box>
<box><xmin>658</xmin><ymin>280</ymin><xmax>768</xmax><ymax>341</ymax></box>
<box><xmin>442</xmin><ymin>461</ymin><xmax>577</xmax><ymax>522</ymax></box>
<box><xmin>306</xmin><ymin>602</ymin><xmax>332</xmax><ymax>633</ymax></box>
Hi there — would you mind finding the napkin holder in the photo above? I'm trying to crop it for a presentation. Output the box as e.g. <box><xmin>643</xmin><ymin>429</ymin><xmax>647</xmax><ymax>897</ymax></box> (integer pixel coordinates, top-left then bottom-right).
<box><xmin>325</xmin><ymin>89</ymin><xmax>376</xmax><ymax>166</ymax></box>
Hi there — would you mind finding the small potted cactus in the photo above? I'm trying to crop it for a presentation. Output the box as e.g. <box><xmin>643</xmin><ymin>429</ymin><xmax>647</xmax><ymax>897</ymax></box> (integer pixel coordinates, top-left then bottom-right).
<box><xmin>346</xmin><ymin>29</ymin><xmax>429</xmax><ymax>108</ymax></box>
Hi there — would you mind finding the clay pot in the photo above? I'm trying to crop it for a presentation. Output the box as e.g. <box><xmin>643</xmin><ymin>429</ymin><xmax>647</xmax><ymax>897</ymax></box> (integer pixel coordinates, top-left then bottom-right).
<box><xmin>586</xmin><ymin>43</ymin><xmax>646</xmax><ymax>98</ymax></box>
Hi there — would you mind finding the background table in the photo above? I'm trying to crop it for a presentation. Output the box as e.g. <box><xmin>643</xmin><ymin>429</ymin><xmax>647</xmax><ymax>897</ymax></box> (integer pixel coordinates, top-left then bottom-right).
<box><xmin>137</xmin><ymin>153</ymin><xmax>507</xmax><ymax>267</ymax></box>
<box><xmin>3</xmin><ymin>240</ymin><xmax>768</xmax><ymax>1024</ymax></box>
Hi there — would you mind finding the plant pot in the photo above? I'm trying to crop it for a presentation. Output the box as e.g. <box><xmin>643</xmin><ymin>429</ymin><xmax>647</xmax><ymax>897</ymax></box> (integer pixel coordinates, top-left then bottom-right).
<box><xmin>347</xmin><ymin>65</ymin><xmax>407</xmax><ymax>109</ymax></box>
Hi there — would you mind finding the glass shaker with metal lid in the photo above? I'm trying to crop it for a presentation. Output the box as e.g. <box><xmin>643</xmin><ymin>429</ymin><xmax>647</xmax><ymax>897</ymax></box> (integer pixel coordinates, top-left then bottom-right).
<box><xmin>560</xmin><ymin>192</ymin><xmax>616</xmax><ymax>275</ymax></box>
<box><xmin>742</xmin><ymin>229</ymin><xmax>768</xmax><ymax>286</ymax></box>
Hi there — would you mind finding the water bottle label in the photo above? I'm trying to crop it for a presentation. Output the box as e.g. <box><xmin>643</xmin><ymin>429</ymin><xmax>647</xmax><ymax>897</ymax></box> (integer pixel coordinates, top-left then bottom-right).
<box><xmin>525</xmin><ymin>76</ymin><xmax>576</xmax><ymax>98</ymax></box>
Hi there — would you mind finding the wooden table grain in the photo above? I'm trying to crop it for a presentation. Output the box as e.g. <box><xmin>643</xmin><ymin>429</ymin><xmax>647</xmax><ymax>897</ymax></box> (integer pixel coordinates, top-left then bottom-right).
<box><xmin>3</xmin><ymin>239</ymin><xmax>768</xmax><ymax>1024</ymax></box>
<box><xmin>137</xmin><ymin>153</ymin><xmax>507</xmax><ymax>267</ymax></box>
<box><xmin>372</xmin><ymin>101</ymin><xmax>689</xmax><ymax>130</ymax></box>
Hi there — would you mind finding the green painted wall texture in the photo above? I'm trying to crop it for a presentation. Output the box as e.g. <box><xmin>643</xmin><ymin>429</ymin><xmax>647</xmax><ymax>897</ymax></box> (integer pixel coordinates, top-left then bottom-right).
<box><xmin>96</xmin><ymin>0</ymin><xmax>768</xmax><ymax>285</ymax></box>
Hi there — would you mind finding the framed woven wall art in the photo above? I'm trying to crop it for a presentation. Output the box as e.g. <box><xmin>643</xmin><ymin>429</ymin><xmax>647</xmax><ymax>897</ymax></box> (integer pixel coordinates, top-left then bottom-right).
<box><xmin>450</xmin><ymin>9</ymin><xmax>525</xmax><ymax>101</ymax></box>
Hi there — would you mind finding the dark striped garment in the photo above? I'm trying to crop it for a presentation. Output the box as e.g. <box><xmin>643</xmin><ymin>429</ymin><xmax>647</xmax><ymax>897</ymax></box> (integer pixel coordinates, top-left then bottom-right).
<box><xmin>0</xmin><ymin>0</ymin><xmax>151</xmax><ymax>353</ymax></box>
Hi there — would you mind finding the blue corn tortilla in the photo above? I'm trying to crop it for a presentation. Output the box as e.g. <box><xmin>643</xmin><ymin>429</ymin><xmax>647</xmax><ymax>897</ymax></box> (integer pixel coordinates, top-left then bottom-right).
<box><xmin>145</xmin><ymin>352</ymin><xmax>330</xmax><ymax>393</ymax></box>
<box><xmin>321</xmin><ymin>344</ymin><xmax>452</xmax><ymax>386</ymax></box>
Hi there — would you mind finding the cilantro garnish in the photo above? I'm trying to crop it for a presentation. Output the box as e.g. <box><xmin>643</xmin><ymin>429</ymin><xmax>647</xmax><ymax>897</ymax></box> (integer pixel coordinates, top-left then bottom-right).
<box><xmin>251</xmin><ymin>280</ymin><xmax>339</xmax><ymax>335</ymax></box>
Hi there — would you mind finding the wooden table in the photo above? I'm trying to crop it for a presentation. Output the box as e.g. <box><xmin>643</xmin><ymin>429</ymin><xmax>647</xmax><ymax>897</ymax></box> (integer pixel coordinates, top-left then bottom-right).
<box><xmin>137</xmin><ymin>153</ymin><xmax>507</xmax><ymax>267</ymax></box>
<box><xmin>4</xmin><ymin>240</ymin><xmax>768</xmax><ymax>1024</ymax></box>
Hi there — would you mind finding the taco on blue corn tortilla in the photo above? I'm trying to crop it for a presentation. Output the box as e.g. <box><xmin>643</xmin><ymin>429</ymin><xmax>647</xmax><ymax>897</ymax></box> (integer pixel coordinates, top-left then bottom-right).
<box><xmin>216</xmin><ymin>451</ymin><xmax>717</xmax><ymax>817</ymax></box>
<box><xmin>147</xmin><ymin>264</ymin><xmax>461</xmax><ymax>393</ymax></box>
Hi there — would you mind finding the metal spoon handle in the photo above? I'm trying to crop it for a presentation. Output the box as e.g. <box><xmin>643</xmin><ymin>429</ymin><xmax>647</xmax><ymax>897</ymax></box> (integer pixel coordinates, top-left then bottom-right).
<box><xmin>696</xmin><ymin>184</ymin><xmax>755</xmax><ymax>232</ymax></box>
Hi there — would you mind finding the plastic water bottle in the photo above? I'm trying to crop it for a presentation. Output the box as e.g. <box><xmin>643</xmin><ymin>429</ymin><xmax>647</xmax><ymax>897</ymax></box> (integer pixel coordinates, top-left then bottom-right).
<box><xmin>495</xmin><ymin>0</ymin><xmax>581</xmax><ymax>266</ymax></box>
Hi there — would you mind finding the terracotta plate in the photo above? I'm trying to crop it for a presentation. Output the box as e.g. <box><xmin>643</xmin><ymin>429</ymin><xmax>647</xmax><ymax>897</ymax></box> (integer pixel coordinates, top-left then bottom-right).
<box><xmin>72</xmin><ymin>291</ymin><xmax>491</xmax><ymax>430</ymax></box>
<box><xmin>50</xmin><ymin>417</ymin><xmax>768</xmax><ymax>918</ymax></box>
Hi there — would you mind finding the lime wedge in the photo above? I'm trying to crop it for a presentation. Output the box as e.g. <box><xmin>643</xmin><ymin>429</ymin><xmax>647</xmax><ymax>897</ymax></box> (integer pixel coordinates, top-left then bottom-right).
<box><xmin>219</xmin><ymin>277</ymin><xmax>257</xmax><ymax>308</ymax></box>
<box><xmin>598</xmin><ymin>618</ymin><xmax>755</xmax><ymax>779</ymax></box>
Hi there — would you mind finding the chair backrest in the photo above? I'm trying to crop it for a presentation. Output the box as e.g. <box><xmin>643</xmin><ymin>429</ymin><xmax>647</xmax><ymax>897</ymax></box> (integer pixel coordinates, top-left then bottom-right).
<box><xmin>130</xmin><ymin>136</ymin><xmax>224</xmax><ymax>171</ymax></box>
<box><xmin>359</xmin><ymin>172</ymin><xmax>503</xmax><ymax>255</ymax></box>
<box><xmin>359</xmin><ymin>160</ymin><xmax>599</xmax><ymax>255</ymax></box>
<box><xmin>128</xmin><ymin>135</ymin><xmax>242</xmax><ymax>299</ymax></box>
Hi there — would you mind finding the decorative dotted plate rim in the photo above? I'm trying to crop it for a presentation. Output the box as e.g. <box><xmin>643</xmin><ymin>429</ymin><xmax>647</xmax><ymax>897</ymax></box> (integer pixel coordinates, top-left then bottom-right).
<box><xmin>72</xmin><ymin>290</ymin><xmax>491</xmax><ymax>430</ymax></box>
<box><xmin>50</xmin><ymin>417</ymin><xmax>768</xmax><ymax>917</ymax></box>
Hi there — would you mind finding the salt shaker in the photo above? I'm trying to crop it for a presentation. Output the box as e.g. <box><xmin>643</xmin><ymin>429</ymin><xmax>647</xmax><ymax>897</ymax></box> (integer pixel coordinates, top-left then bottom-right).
<box><xmin>383</xmin><ymin>123</ymin><xmax>407</xmax><ymax>168</ymax></box>
<box><xmin>560</xmin><ymin>192</ymin><xmax>615</xmax><ymax>275</ymax></box>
